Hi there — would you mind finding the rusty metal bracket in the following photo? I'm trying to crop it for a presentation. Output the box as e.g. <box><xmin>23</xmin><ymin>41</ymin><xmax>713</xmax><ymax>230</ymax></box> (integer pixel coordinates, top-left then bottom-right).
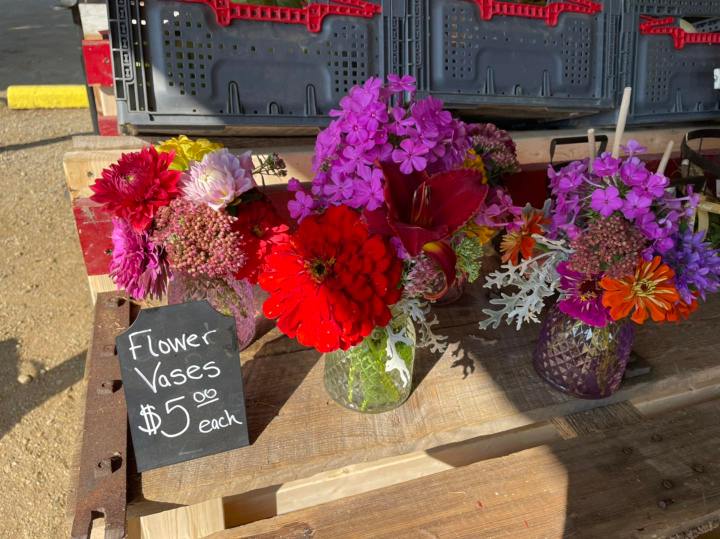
<box><xmin>71</xmin><ymin>292</ymin><xmax>131</xmax><ymax>539</ymax></box>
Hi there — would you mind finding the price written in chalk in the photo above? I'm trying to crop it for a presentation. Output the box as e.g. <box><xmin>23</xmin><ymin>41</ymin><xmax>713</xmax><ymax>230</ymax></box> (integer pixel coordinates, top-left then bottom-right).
<box><xmin>117</xmin><ymin>301</ymin><xmax>250</xmax><ymax>472</ymax></box>
<box><xmin>138</xmin><ymin>390</ymin><xmax>242</xmax><ymax>437</ymax></box>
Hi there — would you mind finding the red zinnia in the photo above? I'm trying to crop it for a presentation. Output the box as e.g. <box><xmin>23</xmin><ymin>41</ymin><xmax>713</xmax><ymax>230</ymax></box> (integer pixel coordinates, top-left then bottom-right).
<box><xmin>232</xmin><ymin>198</ymin><xmax>289</xmax><ymax>285</ymax></box>
<box><xmin>90</xmin><ymin>146</ymin><xmax>181</xmax><ymax>232</ymax></box>
<box><xmin>259</xmin><ymin>205</ymin><xmax>403</xmax><ymax>353</ymax></box>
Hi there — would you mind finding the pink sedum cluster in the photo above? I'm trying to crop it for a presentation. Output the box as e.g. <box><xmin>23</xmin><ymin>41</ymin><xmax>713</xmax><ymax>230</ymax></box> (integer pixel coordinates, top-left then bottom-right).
<box><xmin>568</xmin><ymin>214</ymin><xmax>646</xmax><ymax>278</ymax></box>
<box><xmin>181</xmin><ymin>149</ymin><xmax>255</xmax><ymax>211</ymax></box>
<box><xmin>153</xmin><ymin>198</ymin><xmax>246</xmax><ymax>279</ymax></box>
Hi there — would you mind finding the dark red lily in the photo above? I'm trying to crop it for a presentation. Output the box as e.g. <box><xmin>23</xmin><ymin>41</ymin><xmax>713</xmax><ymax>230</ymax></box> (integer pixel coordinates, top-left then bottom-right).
<box><xmin>365</xmin><ymin>162</ymin><xmax>488</xmax><ymax>298</ymax></box>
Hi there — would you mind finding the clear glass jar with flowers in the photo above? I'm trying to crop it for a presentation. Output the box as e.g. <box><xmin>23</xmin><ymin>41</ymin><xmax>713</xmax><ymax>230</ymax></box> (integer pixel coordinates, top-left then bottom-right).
<box><xmin>261</xmin><ymin>75</ymin><xmax>519</xmax><ymax>412</ymax></box>
<box><xmin>481</xmin><ymin>98</ymin><xmax>720</xmax><ymax>399</ymax></box>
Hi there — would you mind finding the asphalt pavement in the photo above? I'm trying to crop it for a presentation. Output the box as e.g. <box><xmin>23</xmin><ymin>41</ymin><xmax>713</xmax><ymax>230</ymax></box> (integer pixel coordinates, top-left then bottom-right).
<box><xmin>0</xmin><ymin>0</ymin><xmax>84</xmax><ymax>87</ymax></box>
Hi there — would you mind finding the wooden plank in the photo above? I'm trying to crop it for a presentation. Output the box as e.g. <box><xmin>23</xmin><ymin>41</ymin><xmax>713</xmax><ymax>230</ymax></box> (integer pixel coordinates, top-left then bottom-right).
<box><xmin>126</xmin><ymin>291</ymin><xmax>720</xmax><ymax>516</ymax></box>
<box><xmin>92</xmin><ymin>86</ymin><xmax>117</xmax><ymax>117</ymax></box>
<box><xmin>64</xmin><ymin>149</ymin><xmax>136</xmax><ymax>200</ymax></box>
<box><xmin>210</xmin><ymin>398</ymin><xmax>720</xmax><ymax>539</ymax></box>
<box><xmin>79</xmin><ymin>4</ymin><xmax>109</xmax><ymax>40</ymax></box>
<box><xmin>63</xmin><ymin>148</ymin><xmax>313</xmax><ymax>201</ymax></box>
<box><xmin>65</xmin><ymin>125</ymin><xmax>720</xmax><ymax>201</ymax></box>
<box><xmin>512</xmin><ymin>123</ymin><xmax>720</xmax><ymax>166</ymax></box>
<box><xmin>139</xmin><ymin>499</ymin><xmax>225</xmax><ymax>539</ymax></box>
<box><xmin>87</xmin><ymin>274</ymin><xmax>116</xmax><ymax>305</ymax></box>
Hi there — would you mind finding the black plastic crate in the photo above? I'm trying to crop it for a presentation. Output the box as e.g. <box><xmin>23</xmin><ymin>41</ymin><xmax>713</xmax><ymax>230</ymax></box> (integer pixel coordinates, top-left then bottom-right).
<box><xmin>619</xmin><ymin>0</ymin><xmax>720</xmax><ymax>125</ymax></box>
<box><xmin>109</xmin><ymin>0</ymin><xmax>409</xmax><ymax>135</ymax></box>
<box><xmin>409</xmin><ymin>0</ymin><xmax>620</xmax><ymax>119</ymax></box>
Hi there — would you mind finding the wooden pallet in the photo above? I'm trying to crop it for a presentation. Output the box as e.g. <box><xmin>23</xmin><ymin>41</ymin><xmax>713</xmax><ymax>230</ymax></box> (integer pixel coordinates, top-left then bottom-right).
<box><xmin>212</xmin><ymin>398</ymin><xmax>720</xmax><ymax>538</ymax></box>
<box><xmin>67</xmin><ymin>286</ymin><xmax>720</xmax><ymax>538</ymax></box>
<box><xmin>63</xmin><ymin>127</ymin><xmax>720</xmax><ymax>303</ymax></box>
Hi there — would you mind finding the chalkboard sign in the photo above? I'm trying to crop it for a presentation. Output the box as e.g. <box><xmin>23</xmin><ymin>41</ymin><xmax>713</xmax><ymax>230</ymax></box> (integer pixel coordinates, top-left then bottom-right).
<box><xmin>116</xmin><ymin>301</ymin><xmax>250</xmax><ymax>472</ymax></box>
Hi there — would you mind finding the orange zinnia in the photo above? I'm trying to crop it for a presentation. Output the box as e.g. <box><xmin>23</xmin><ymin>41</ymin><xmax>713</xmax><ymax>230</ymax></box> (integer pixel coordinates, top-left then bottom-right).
<box><xmin>600</xmin><ymin>256</ymin><xmax>680</xmax><ymax>324</ymax></box>
<box><xmin>664</xmin><ymin>296</ymin><xmax>698</xmax><ymax>322</ymax></box>
<box><xmin>500</xmin><ymin>210</ymin><xmax>546</xmax><ymax>265</ymax></box>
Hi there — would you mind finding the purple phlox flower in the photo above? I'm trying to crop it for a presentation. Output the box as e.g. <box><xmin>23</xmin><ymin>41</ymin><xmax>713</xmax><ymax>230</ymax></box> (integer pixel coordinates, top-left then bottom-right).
<box><xmin>637</xmin><ymin>172</ymin><xmax>670</xmax><ymax>199</ymax></box>
<box><xmin>621</xmin><ymin>189</ymin><xmax>652</xmax><ymax>220</ymax></box>
<box><xmin>287</xmin><ymin>177</ymin><xmax>303</xmax><ymax>193</ymax></box>
<box><xmin>340</xmin><ymin>145</ymin><xmax>373</xmax><ymax>174</ymax></box>
<box><xmin>590</xmin><ymin>185</ymin><xmax>623</xmax><ymax>217</ymax></box>
<box><xmin>352</xmin><ymin>165</ymin><xmax>385</xmax><ymax>211</ymax></box>
<box><xmin>556</xmin><ymin>262</ymin><xmax>611</xmax><ymax>327</ymax></box>
<box><xmin>340</xmin><ymin>78</ymin><xmax>382</xmax><ymax>114</ymax></box>
<box><xmin>323</xmin><ymin>170</ymin><xmax>355</xmax><ymax>203</ymax></box>
<box><xmin>386</xmin><ymin>74</ymin><xmax>416</xmax><ymax>94</ymax></box>
<box><xmin>550</xmin><ymin>192</ymin><xmax>581</xmax><ymax>236</ymax></box>
<box><xmin>110</xmin><ymin>217</ymin><xmax>169</xmax><ymax>300</ymax></box>
<box><xmin>362</xmin><ymin>101</ymin><xmax>389</xmax><ymax>132</ymax></box>
<box><xmin>620</xmin><ymin>156</ymin><xmax>650</xmax><ymax>188</ymax></box>
<box><xmin>390</xmin><ymin>106</ymin><xmax>415</xmax><ymax>136</ymax></box>
<box><xmin>391</xmin><ymin>138</ymin><xmax>430</xmax><ymax>174</ymax></box>
<box><xmin>288</xmin><ymin>189</ymin><xmax>316</xmax><ymax>222</ymax></box>
<box><xmin>637</xmin><ymin>211</ymin><xmax>663</xmax><ymax>240</ymax></box>
<box><xmin>643</xmin><ymin>211</ymin><xmax>678</xmax><ymax>253</ymax></box>
<box><xmin>592</xmin><ymin>152</ymin><xmax>622</xmax><ymax>178</ymax></box>
<box><xmin>664</xmin><ymin>228</ymin><xmax>720</xmax><ymax>303</ymax></box>
<box><xmin>310</xmin><ymin>171</ymin><xmax>329</xmax><ymax>197</ymax></box>
<box><xmin>362</xmin><ymin>76</ymin><xmax>384</xmax><ymax>95</ymax></box>
<box><xmin>562</xmin><ymin>223</ymin><xmax>582</xmax><ymax>241</ymax></box>
<box><xmin>475</xmin><ymin>187</ymin><xmax>522</xmax><ymax>228</ymax></box>
<box><xmin>367</xmin><ymin>140</ymin><xmax>393</xmax><ymax>162</ymax></box>
<box><xmin>549</xmin><ymin>160</ymin><xmax>587</xmax><ymax>194</ymax></box>
<box><xmin>665</xmin><ymin>185</ymin><xmax>701</xmax><ymax>219</ymax></box>
<box><xmin>620</xmin><ymin>140</ymin><xmax>647</xmax><ymax>157</ymax></box>
<box><xmin>342</xmin><ymin>113</ymin><xmax>371</xmax><ymax>146</ymax></box>
<box><xmin>655</xmin><ymin>236</ymin><xmax>675</xmax><ymax>253</ymax></box>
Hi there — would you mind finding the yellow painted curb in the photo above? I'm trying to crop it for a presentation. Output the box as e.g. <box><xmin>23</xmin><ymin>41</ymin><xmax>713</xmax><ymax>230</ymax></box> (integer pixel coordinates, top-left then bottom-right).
<box><xmin>7</xmin><ymin>85</ymin><xmax>89</xmax><ymax>110</ymax></box>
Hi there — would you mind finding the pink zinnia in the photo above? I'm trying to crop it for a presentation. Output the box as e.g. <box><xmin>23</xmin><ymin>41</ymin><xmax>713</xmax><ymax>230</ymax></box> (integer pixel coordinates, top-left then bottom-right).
<box><xmin>557</xmin><ymin>262</ymin><xmax>611</xmax><ymax>328</ymax></box>
<box><xmin>181</xmin><ymin>149</ymin><xmax>255</xmax><ymax>211</ymax></box>
<box><xmin>90</xmin><ymin>147</ymin><xmax>181</xmax><ymax>232</ymax></box>
<box><xmin>109</xmin><ymin>218</ymin><xmax>169</xmax><ymax>300</ymax></box>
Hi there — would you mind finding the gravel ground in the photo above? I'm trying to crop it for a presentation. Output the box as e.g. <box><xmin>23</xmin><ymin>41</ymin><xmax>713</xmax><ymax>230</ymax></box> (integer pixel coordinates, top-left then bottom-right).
<box><xmin>0</xmin><ymin>100</ymin><xmax>94</xmax><ymax>537</ymax></box>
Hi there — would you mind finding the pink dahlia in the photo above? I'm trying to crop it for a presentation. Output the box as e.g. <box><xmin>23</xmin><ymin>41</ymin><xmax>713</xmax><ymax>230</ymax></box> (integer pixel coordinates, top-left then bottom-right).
<box><xmin>181</xmin><ymin>149</ymin><xmax>255</xmax><ymax>211</ymax></box>
<box><xmin>90</xmin><ymin>146</ymin><xmax>181</xmax><ymax>232</ymax></box>
<box><xmin>109</xmin><ymin>218</ymin><xmax>169</xmax><ymax>300</ymax></box>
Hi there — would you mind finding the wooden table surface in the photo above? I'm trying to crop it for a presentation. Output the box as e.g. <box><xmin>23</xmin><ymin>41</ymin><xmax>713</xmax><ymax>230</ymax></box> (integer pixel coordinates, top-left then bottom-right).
<box><xmin>213</xmin><ymin>397</ymin><xmax>720</xmax><ymax>539</ymax></box>
<box><xmin>127</xmin><ymin>283</ymin><xmax>720</xmax><ymax>524</ymax></box>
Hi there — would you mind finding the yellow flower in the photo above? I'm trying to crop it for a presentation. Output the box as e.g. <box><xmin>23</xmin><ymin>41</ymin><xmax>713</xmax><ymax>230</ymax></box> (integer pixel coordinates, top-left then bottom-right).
<box><xmin>155</xmin><ymin>135</ymin><xmax>223</xmax><ymax>171</ymax></box>
<box><xmin>463</xmin><ymin>221</ymin><xmax>497</xmax><ymax>245</ymax></box>
<box><xmin>463</xmin><ymin>149</ymin><xmax>488</xmax><ymax>184</ymax></box>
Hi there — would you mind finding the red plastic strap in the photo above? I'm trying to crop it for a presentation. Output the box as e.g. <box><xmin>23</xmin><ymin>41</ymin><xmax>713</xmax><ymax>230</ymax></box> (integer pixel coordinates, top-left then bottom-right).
<box><xmin>639</xmin><ymin>16</ymin><xmax>720</xmax><ymax>49</ymax></box>
<box><xmin>177</xmin><ymin>0</ymin><xmax>381</xmax><ymax>33</ymax></box>
<box><xmin>473</xmin><ymin>0</ymin><xmax>602</xmax><ymax>27</ymax></box>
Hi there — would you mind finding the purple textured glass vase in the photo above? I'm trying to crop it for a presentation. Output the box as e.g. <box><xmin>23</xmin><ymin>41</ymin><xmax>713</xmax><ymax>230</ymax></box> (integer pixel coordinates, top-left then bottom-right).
<box><xmin>533</xmin><ymin>304</ymin><xmax>635</xmax><ymax>399</ymax></box>
<box><xmin>168</xmin><ymin>273</ymin><xmax>269</xmax><ymax>351</ymax></box>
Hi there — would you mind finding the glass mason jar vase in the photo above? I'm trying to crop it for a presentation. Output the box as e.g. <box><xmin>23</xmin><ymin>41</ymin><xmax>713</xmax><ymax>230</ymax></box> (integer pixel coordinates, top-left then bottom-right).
<box><xmin>324</xmin><ymin>316</ymin><xmax>416</xmax><ymax>413</ymax></box>
<box><xmin>435</xmin><ymin>273</ymin><xmax>467</xmax><ymax>305</ymax></box>
<box><xmin>533</xmin><ymin>304</ymin><xmax>635</xmax><ymax>399</ymax></box>
<box><xmin>168</xmin><ymin>273</ymin><xmax>268</xmax><ymax>351</ymax></box>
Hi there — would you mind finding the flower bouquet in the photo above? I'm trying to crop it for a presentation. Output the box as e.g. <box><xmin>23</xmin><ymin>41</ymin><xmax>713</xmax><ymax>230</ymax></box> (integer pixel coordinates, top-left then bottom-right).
<box><xmin>481</xmin><ymin>109</ymin><xmax>720</xmax><ymax>398</ymax></box>
<box><xmin>90</xmin><ymin>137</ymin><xmax>288</xmax><ymax>349</ymax></box>
<box><xmin>261</xmin><ymin>75</ymin><xmax>519</xmax><ymax>412</ymax></box>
